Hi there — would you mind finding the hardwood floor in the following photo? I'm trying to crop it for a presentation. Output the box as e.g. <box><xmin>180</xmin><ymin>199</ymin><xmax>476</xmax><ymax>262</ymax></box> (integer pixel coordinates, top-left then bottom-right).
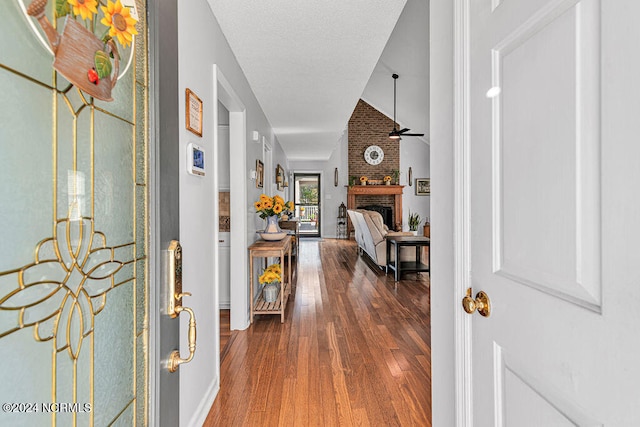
<box><xmin>205</xmin><ymin>238</ymin><xmax>431</xmax><ymax>426</ymax></box>
<box><xmin>219</xmin><ymin>309</ymin><xmax>236</xmax><ymax>361</ymax></box>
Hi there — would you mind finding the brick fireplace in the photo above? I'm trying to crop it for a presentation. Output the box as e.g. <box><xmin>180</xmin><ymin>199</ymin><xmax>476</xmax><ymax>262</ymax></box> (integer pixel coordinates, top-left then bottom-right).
<box><xmin>347</xmin><ymin>99</ymin><xmax>404</xmax><ymax>234</ymax></box>
<box><xmin>347</xmin><ymin>185</ymin><xmax>404</xmax><ymax>234</ymax></box>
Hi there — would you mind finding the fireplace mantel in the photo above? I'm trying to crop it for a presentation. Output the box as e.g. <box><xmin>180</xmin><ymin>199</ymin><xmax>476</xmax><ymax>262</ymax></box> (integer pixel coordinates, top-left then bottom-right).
<box><xmin>347</xmin><ymin>185</ymin><xmax>404</xmax><ymax>196</ymax></box>
<box><xmin>347</xmin><ymin>185</ymin><xmax>405</xmax><ymax>233</ymax></box>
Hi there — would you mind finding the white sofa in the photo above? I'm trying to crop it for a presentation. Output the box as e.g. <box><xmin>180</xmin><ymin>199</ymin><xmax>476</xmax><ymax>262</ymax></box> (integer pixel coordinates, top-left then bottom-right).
<box><xmin>347</xmin><ymin>209</ymin><xmax>415</xmax><ymax>268</ymax></box>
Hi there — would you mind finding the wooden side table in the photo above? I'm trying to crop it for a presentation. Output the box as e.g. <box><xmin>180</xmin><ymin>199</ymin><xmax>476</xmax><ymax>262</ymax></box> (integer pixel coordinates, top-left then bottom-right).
<box><xmin>248</xmin><ymin>236</ymin><xmax>292</xmax><ymax>323</ymax></box>
<box><xmin>278</xmin><ymin>219</ymin><xmax>299</xmax><ymax>257</ymax></box>
<box><xmin>386</xmin><ymin>236</ymin><xmax>430</xmax><ymax>282</ymax></box>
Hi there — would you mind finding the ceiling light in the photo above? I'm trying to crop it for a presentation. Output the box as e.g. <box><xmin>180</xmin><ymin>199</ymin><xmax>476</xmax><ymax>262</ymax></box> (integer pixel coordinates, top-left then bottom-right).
<box><xmin>389</xmin><ymin>74</ymin><xmax>424</xmax><ymax>140</ymax></box>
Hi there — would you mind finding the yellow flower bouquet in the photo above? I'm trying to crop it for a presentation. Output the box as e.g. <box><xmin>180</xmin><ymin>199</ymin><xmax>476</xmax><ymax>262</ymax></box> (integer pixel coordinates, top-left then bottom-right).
<box><xmin>259</xmin><ymin>263</ymin><xmax>282</xmax><ymax>285</ymax></box>
<box><xmin>254</xmin><ymin>195</ymin><xmax>293</xmax><ymax>240</ymax></box>
<box><xmin>260</xmin><ymin>263</ymin><xmax>281</xmax><ymax>302</ymax></box>
<box><xmin>254</xmin><ymin>194</ymin><xmax>293</xmax><ymax>219</ymax></box>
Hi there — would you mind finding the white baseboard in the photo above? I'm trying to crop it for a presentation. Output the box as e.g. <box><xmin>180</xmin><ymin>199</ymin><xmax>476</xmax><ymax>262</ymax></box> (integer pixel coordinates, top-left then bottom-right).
<box><xmin>187</xmin><ymin>377</ymin><xmax>220</xmax><ymax>427</ymax></box>
<box><xmin>219</xmin><ymin>302</ymin><xmax>230</xmax><ymax>309</ymax></box>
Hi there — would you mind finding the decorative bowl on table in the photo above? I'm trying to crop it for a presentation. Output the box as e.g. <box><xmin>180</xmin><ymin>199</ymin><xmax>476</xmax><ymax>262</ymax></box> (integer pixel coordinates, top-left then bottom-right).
<box><xmin>254</xmin><ymin>195</ymin><xmax>294</xmax><ymax>241</ymax></box>
<box><xmin>257</xmin><ymin>231</ymin><xmax>287</xmax><ymax>241</ymax></box>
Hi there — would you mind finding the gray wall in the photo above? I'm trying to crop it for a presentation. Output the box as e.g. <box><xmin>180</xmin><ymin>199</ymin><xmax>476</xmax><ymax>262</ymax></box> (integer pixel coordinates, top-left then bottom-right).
<box><xmin>430</xmin><ymin>0</ymin><xmax>456</xmax><ymax>425</ymax></box>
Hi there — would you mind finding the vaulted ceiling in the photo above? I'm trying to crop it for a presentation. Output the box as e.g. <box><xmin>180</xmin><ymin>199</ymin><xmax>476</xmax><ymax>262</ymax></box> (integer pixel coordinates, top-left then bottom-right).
<box><xmin>207</xmin><ymin>0</ymin><xmax>428</xmax><ymax>160</ymax></box>
<box><xmin>362</xmin><ymin>0</ymin><xmax>430</xmax><ymax>146</ymax></box>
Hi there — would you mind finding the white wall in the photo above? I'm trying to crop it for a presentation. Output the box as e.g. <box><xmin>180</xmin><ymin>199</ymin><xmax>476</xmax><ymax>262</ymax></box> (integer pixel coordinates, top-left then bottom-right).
<box><xmin>288</xmin><ymin>130</ymin><xmax>349</xmax><ymax>238</ymax></box>
<box><xmin>401</xmin><ymin>139</ymin><xmax>431</xmax><ymax>231</ymax></box>
<box><xmin>430</xmin><ymin>0</ymin><xmax>456</xmax><ymax>425</ymax></box>
<box><xmin>177</xmin><ymin>0</ymin><xmax>287</xmax><ymax>425</ymax></box>
<box><xmin>218</xmin><ymin>102</ymin><xmax>230</xmax><ymax>190</ymax></box>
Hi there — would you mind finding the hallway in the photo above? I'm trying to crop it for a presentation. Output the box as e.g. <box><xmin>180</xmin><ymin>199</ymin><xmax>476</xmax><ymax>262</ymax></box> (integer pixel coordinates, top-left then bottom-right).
<box><xmin>205</xmin><ymin>239</ymin><xmax>431</xmax><ymax>426</ymax></box>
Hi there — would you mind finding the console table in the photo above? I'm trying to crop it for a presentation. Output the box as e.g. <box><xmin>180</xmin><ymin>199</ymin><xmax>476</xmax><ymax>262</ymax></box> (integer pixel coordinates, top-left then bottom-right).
<box><xmin>248</xmin><ymin>236</ymin><xmax>292</xmax><ymax>323</ymax></box>
<box><xmin>386</xmin><ymin>235</ymin><xmax>430</xmax><ymax>282</ymax></box>
<box><xmin>278</xmin><ymin>218</ymin><xmax>299</xmax><ymax>257</ymax></box>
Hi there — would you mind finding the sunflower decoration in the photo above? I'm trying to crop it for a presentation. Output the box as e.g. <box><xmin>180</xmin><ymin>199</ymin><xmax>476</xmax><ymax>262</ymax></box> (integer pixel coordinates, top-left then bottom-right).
<box><xmin>53</xmin><ymin>0</ymin><xmax>139</xmax><ymax>87</ymax></box>
<box><xmin>383</xmin><ymin>175</ymin><xmax>392</xmax><ymax>183</ymax></box>
<box><xmin>254</xmin><ymin>194</ymin><xmax>293</xmax><ymax>219</ymax></box>
<box><xmin>284</xmin><ymin>201</ymin><xmax>294</xmax><ymax>214</ymax></box>
<box><xmin>62</xmin><ymin>0</ymin><xmax>138</xmax><ymax>48</ymax></box>
<box><xmin>67</xmin><ymin>0</ymin><xmax>98</xmax><ymax>20</ymax></box>
<box><xmin>100</xmin><ymin>0</ymin><xmax>138</xmax><ymax>48</ymax></box>
<box><xmin>259</xmin><ymin>263</ymin><xmax>282</xmax><ymax>285</ymax></box>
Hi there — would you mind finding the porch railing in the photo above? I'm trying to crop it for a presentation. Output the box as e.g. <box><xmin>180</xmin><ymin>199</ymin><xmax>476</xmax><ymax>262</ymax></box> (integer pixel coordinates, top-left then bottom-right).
<box><xmin>296</xmin><ymin>205</ymin><xmax>319</xmax><ymax>222</ymax></box>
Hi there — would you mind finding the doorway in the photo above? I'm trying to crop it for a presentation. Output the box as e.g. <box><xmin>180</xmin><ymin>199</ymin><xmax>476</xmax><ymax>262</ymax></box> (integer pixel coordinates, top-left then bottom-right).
<box><xmin>216</xmin><ymin>102</ymin><xmax>232</xmax><ymax>358</ymax></box>
<box><xmin>294</xmin><ymin>173</ymin><xmax>321</xmax><ymax>237</ymax></box>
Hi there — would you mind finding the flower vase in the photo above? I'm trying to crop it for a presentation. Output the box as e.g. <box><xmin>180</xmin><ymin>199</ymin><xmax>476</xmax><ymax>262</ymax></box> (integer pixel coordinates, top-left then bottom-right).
<box><xmin>265</xmin><ymin>215</ymin><xmax>282</xmax><ymax>233</ymax></box>
<box><xmin>259</xmin><ymin>215</ymin><xmax>287</xmax><ymax>241</ymax></box>
<box><xmin>385</xmin><ymin>181</ymin><xmax>391</xmax><ymax>186</ymax></box>
<box><xmin>263</xmin><ymin>282</ymin><xmax>279</xmax><ymax>303</ymax></box>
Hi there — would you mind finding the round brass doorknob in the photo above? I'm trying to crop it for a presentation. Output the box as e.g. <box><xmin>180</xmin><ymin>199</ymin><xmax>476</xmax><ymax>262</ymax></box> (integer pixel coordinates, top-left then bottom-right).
<box><xmin>462</xmin><ymin>288</ymin><xmax>491</xmax><ymax>317</ymax></box>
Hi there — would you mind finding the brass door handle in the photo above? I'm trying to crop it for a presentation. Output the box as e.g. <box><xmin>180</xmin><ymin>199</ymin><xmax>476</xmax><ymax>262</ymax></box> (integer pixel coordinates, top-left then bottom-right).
<box><xmin>176</xmin><ymin>291</ymin><xmax>191</xmax><ymax>301</ymax></box>
<box><xmin>462</xmin><ymin>288</ymin><xmax>491</xmax><ymax>317</ymax></box>
<box><xmin>168</xmin><ymin>305</ymin><xmax>197</xmax><ymax>372</ymax></box>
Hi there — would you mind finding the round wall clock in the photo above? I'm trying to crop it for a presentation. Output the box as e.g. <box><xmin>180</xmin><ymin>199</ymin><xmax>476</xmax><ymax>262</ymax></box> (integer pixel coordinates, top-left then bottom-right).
<box><xmin>364</xmin><ymin>145</ymin><xmax>384</xmax><ymax>165</ymax></box>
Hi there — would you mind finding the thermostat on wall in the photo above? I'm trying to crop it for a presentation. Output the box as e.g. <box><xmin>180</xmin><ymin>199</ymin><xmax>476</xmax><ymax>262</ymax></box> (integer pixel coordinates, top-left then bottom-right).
<box><xmin>187</xmin><ymin>143</ymin><xmax>205</xmax><ymax>176</ymax></box>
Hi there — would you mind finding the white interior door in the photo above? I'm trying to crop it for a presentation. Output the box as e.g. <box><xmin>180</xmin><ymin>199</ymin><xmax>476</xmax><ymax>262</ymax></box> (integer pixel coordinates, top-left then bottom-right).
<box><xmin>465</xmin><ymin>0</ymin><xmax>640</xmax><ymax>425</ymax></box>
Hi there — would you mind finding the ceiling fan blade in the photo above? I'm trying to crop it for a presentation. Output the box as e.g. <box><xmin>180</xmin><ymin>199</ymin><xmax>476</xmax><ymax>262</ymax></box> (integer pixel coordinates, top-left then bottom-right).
<box><xmin>397</xmin><ymin>128</ymin><xmax>411</xmax><ymax>134</ymax></box>
<box><xmin>402</xmin><ymin>133</ymin><xmax>425</xmax><ymax>137</ymax></box>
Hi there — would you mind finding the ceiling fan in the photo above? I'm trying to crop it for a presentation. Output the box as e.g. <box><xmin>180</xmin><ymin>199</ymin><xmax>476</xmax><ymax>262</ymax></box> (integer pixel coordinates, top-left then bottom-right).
<box><xmin>389</xmin><ymin>73</ymin><xmax>424</xmax><ymax>140</ymax></box>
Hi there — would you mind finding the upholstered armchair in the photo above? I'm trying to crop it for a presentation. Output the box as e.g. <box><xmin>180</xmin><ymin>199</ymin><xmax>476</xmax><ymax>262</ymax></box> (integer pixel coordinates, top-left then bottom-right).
<box><xmin>347</xmin><ymin>209</ymin><xmax>414</xmax><ymax>268</ymax></box>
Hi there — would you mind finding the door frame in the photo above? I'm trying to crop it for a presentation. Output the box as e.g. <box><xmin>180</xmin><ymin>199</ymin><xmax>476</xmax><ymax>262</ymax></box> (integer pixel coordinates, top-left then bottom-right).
<box><xmin>429</xmin><ymin>0</ymin><xmax>471</xmax><ymax>425</ymax></box>
<box><xmin>148</xmin><ymin>0</ymin><xmax>181</xmax><ymax>425</ymax></box>
<box><xmin>293</xmin><ymin>172</ymin><xmax>322</xmax><ymax>238</ymax></box>
<box><xmin>452</xmin><ymin>0</ymin><xmax>472</xmax><ymax>425</ymax></box>
<box><xmin>213</xmin><ymin>65</ymin><xmax>249</xmax><ymax>332</ymax></box>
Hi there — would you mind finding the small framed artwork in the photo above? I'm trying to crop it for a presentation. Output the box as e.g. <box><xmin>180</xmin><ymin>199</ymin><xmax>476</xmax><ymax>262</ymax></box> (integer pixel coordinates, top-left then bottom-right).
<box><xmin>275</xmin><ymin>164</ymin><xmax>285</xmax><ymax>191</ymax></box>
<box><xmin>416</xmin><ymin>178</ymin><xmax>430</xmax><ymax>195</ymax></box>
<box><xmin>186</xmin><ymin>88</ymin><xmax>203</xmax><ymax>137</ymax></box>
<box><xmin>256</xmin><ymin>160</ymin><xmax>264</xmax><ymax>188</ymax></box>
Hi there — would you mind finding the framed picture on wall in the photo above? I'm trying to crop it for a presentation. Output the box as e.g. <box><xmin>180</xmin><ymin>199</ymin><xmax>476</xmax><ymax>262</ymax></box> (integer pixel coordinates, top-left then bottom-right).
<box><xmin>416</xmin><ymin>178</ymin><xmax>430</xmax><ymax>195</ymax></box>
<box><xmin>256</xmin><ymin>160</ymin><xmax>264</xmax><ymax>188</ymax></box>
<box><xmin>276</xmin><ymin>164</ymin><xmax>285</xmax><ymax>191</ymax></box>
<box><xmin>185</xmin><ymin>88</ymin><xmax>203</xmax><ymax>137</ymax></box>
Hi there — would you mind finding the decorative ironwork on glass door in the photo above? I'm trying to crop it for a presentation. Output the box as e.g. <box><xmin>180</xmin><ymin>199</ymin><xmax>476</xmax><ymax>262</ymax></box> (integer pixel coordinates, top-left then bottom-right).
<box><xmin>0</xmin><ymin>0</ymin><xmax>149</xmax><ymax>425</ymax></box>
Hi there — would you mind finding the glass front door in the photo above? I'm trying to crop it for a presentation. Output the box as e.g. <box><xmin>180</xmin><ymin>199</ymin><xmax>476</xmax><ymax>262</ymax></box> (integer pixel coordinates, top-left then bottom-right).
<box><xmin>294</xmin><ymin>174</ymin><xmax>321</xmax><ymax>237</ymax></box>
<box><xmin>0</xmin><ymin>1</ymin><xmax>149</xmax><ymax>425</ymax></box>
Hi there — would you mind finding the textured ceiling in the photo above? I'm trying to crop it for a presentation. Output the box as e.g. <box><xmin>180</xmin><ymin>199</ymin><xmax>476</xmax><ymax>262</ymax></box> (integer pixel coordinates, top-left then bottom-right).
<box><xmin>208</xmin><ymin>0</ymin><xmax>407</xmax><ymax>160</ymax></box>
